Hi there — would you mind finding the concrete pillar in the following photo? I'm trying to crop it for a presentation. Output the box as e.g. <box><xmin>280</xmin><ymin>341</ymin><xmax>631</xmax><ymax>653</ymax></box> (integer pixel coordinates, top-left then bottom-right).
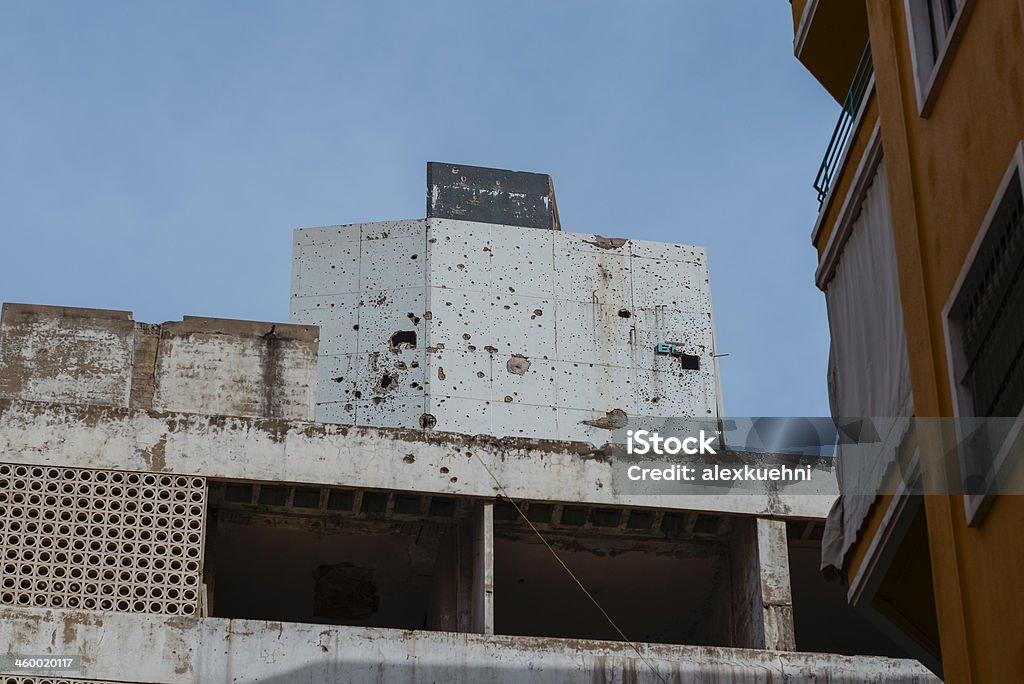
<box><xmin>724</xmin><ymin>517</ymin><xmax>796</xmax><ymax>650</ymax></box>
<box><xmin>430</xmin><ymin>500</ymin><xmax>494</xmax><ymax>634</ymax></box>
<box><xmin>471</xmin><ymin>501</ymin><xmax>494</xmax><ymax>634</ymax></box>
<box><xmin>755</xmin><ymin>518</ymin><xmax>796</xmax><ymax>650</ymax></box>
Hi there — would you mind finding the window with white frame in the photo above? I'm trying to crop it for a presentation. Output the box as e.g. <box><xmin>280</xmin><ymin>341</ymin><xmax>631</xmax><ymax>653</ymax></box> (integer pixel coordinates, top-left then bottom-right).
<box><xmin>904</xmin><ymin>0</ymin><xmax>970</xmax><ymax>112</ymax></box>
<box><xmin>944</xmin><ymin>142</ymin><xmax>1024</xmax><ymax>525</ymax></box>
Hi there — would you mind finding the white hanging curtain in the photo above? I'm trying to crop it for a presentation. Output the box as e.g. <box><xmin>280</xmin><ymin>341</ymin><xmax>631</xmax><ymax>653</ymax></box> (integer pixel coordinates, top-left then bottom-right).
<box><xmin>819</xmin><ymin>158</ymin><xmax>914</xmax><ymax>574</ymax></box>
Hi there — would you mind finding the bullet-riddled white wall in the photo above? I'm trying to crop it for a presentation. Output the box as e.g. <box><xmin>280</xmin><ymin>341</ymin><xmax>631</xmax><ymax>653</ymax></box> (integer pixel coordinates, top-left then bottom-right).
<box><xmin>290</xmin><ymin>218</ymin><xmax>719</xmax><ymax>442</ymax></box>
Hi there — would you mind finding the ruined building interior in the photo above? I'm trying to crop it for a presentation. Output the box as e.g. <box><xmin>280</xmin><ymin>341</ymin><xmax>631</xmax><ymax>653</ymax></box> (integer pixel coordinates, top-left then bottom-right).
<box><xmin>0</xmin><ymin>164</ymin><xmax>938</xmax><ymax>682</ymax></box>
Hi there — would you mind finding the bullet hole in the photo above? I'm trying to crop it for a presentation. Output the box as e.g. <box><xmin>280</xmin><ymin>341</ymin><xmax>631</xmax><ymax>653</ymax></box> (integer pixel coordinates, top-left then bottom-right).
<box><xmin>420</xmin><ymin>413</ymin><xmax>437</xmax><ymax>429</ymax></box>
<box><xmin>353</xmin><ymin>325</ymin><xmax>359</xmax><ymax>331</ymax></box>
<box><xmin>344</xmin><ymin>403</ymin><xmax>353</xmax><ymax>411</ymax></box>
<box><xmin>375</xmin><ymin>295</ymin><xmax>387</xmax><ymax>306</ymax></box>
<box><xmin>423</xmin><ymin>311</ymin><xmax>432</xmax><ymax>320</ymax></box>
<box><xmin>467</xmin><ymin>345</ymin><xmax>477</xmax><ymax>352</ymax></box>
<box><xmin>457</xmin><ymin>264</ymin><xmax>465</xmax><ymax>271</ymax></box>
<box><xmin>584</xmin><ymin>236</ymin><xmax>628</xmax><ymax>250</ymax></box>
<box><xmin>476</xmin><ymin>371</ymin><xmax>486</xmax><ymax>378</ymax></box>
<box><xmin>375</xmin><ymin>373</ymin><xmax>398</xmax><ymax>393</ymax></box>
<box><xmin>402</xmin><ymin>454</ymin><xmax>415</xmax><ymax>464</ymax></box>
<box><xmin>449</xmin><ymin>477</ymin><xmax>458</xmax><ymax>483</ymax></box>
<box><xmin>332</xmin><ymin>377</ymin><xmax>345</xmax><ymax>383</ymax></box>
<box><xmin>389</xmin><ymin>330</ymin><xmax>417</xmax><ymax>353</ymax></box>
<box><xmin>484</xmin><ymin>345</ymin><xmax>498</xmax><ymax>354</ymax></box>
<box><xmin>618</xmin><ymin>309</ymin><xmax>632</xmax><ymax>318</ymax></box>
<box><xmin>353</xmin><ymin>391</ymin><xmax>362</xmax><ymax>399</ymax></box>
<box><xmin>507</xmin><ymin>354</ymin><xmax>531</xmax><ymax>375</ymax></box>
<box><xmin>437</xmin><ymin>367</ymin><xmax>446</xmax><ymax>381</ymax></box>
<box><xmin>462</xmin><ymin>333</ymin><xmax>471</xmax><ymax>340</ymax></box>
<box><xmin>410</xmin><ymin>360</ymin><xmax>419</xmax><ymax>368</ymax></box>
<box><xmin>508</xmin><ymin>287</ymin><xmax>515</xmax><ymax>293</ymax></box>
<box><xmin>504</xmin><ymin>396</ymin><xmax>513</xmax><ymax>403</ymax></box>
<box><xmin>410</xmin><ymin>254</ymin><xmax>418</xmax><ymax>260</ymax></box>
<box><xmin>533</xmin><ymin>309</ymin><xmax>543</xmax><ymax>316</ymax></box>
<box><xmin>406</xmin><ymin>312</ymin><xmax>420</xmax><ymax>325</ymax></box>
<box><xmin>372</xmin><ymin>397</ymin><xmax>384</xmax><ymax>405</ymax></box>
<box><xmin>581</xmin><ymin>408</ymin><xmax>628</xmax><ymax>430</ymax></box>
<box><xmin>439</xmin><ymin>467</ymin><xmax>449</xmax><ymax>474</ymax></box>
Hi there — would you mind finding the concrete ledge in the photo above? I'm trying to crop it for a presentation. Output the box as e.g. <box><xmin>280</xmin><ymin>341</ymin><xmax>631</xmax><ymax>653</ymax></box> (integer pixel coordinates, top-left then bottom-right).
<box><xmin>1</xmin><ymin>302</ymin><xmax>134</xmax><ymax>322</ymax></box>
<box><xmin>0</xmin><ymin>398</ymin><xmax>837</xmax><ymax>517</ymax></box>
<box><xmin>0</xmin><ymin>607</ymin><xmax>939</xmax><ymax>683</ymax></box>
<box><xmin>169</xmin><ymin>316</ymin><xmax>319</xmax><ymax>343</ymax></box>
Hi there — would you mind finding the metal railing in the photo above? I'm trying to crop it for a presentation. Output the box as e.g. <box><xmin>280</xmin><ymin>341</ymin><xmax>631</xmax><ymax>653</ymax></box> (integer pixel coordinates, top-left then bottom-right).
<box><xmin>814</xmin><ymin>42</ymin><xmax>874</xmax><ymax>206</ymax></box>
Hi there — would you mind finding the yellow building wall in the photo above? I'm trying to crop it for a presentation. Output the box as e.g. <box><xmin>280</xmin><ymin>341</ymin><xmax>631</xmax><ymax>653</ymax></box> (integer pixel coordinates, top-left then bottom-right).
<box><xmin>861</xmin><ymin>0</ymin><xmax>1024</xmax><ymax>681</ymax></box>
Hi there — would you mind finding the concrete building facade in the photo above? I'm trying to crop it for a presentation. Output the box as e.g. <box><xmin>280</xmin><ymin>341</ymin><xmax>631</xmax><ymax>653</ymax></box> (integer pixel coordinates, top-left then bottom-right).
<box><xmin>290</xmin><ymin>165</ymin><xmax>719</xmax><ymax>441</ymax></box>
<box><xmin>0</xmin><ymin>165</ymin><xmax>938</xmax><ymax>682</ymax></box>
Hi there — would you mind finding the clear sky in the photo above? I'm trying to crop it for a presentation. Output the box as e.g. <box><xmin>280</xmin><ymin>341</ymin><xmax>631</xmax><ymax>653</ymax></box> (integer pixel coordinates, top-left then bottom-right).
<box><xmin>1</xmin><ymin>1</ymin><xmax>838</xmax><ymax>417</ymax></box>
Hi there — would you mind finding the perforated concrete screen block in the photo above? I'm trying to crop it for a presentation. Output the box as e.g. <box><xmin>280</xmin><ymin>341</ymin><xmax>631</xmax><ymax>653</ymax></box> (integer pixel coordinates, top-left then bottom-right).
<box><xmin>0</xmin><ymin>463</ymin><xmax>205</xmax><ymax>617</ymax></box>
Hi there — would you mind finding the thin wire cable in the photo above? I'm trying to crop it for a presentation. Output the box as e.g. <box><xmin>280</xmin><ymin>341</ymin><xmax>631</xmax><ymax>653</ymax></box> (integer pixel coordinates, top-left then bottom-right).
<box><xmin>472</xmin><ymin>451</ymin><xmax>670</xmax><ymax>684</ymax></box>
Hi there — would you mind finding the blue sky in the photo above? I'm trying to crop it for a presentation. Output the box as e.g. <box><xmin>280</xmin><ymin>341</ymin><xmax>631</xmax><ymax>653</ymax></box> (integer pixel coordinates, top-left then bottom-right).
<box><xmin>1</xmin><ymin>1</ymin><xmax>838</xmax><ymax>416</ymax></box>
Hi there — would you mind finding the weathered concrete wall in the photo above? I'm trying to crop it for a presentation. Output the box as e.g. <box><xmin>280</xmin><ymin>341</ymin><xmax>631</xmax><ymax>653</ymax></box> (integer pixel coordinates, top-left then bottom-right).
<box><xmin>291</xmin><ymin>218</ymin><xmax>721</xmax><ymax>440</ymax></box>
<box><xmin>0</xmin><ymin>304</ymin><xmax>318</xmax><ymax>421</ymax></box>
<box><xmin>0</xmin><ymin>607</ymin><xmax>940</xmax><ymax>683</ymax></box>
<box><xmin>0</xmin><ymin>304</ymin><xmax>135</xmax><ymax>408</ymax></box>
<box><xmin>152</xmin><ymin>317</ymin><xmax>318</xmax><ymax>420</ymax></box>
<box><xmin>0</xmin><ymin>398</ymin><xmax>836</xmax><ymax>518</ymax></box>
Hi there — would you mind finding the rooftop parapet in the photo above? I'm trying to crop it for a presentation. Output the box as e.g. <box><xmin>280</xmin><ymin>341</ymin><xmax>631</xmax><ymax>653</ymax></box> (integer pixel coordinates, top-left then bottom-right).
<box><xmin>0</xmin><ymin>303</ymin><xmax>319</xmax><ymax>420</ymax></box>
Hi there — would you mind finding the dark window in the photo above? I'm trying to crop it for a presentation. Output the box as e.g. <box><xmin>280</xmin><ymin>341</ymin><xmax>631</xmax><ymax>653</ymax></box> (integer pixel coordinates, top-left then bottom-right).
<box><xmin>950</xmin><ymin>171</ymin><xmax>1024</xmax><ymax>417</ymax></box>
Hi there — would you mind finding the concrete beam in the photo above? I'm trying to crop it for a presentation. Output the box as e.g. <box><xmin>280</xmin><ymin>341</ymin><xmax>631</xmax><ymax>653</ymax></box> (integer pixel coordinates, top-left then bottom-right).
<box><xmin>0</xmin><ymin>399</ymin><xmax>836</xmax><ymax>518</ymax></box>
<box><xmin>0</xmin><ymin>607</ymin><xmax>939</xmax><ymax>683</ymax></box>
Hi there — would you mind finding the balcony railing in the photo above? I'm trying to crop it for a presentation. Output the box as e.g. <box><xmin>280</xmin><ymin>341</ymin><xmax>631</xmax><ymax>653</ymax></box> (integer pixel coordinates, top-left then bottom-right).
<box><xmin>813</xmin><ymin>42</ymin><xmax>874</xmax><ymax>206</ymax></box>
